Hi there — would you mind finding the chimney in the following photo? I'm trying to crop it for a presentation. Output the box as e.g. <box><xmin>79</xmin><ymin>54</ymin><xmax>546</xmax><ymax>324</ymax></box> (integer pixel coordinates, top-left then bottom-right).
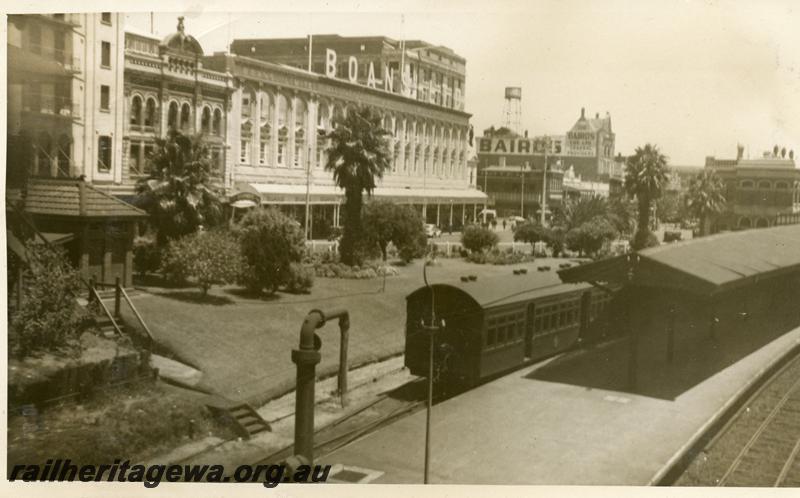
<box><xmin>78</xmin><ymin>178</ymin><xmax>87</xmax><ymax>216</ymax></box>
<box><xmin>580</xmin><ymin>107</ymin><xmax>585</xmax><ymax>119</ymax></box>
<box><xmin>524</xmin><ymin>130</ymin><xmax>528</xmax><ymax>138</ymax></box>
<box><xmin>595</xmin><ymin>112</ymin><xmax>599</xmax><ymax>119</ymax></box>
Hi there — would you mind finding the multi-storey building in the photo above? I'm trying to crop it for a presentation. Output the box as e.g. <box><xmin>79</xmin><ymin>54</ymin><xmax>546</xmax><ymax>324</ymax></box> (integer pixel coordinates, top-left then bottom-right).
<box><xmin>564</xmin><ymin>108</ymin><xmax>617</xmax><ymax>181</ymax></box>
<box><xmin>475</xmin><ymin>108</ymin><xmax>619</xmax><ymax>218</ymax></box>
<box><xmin>230</xmin><ymin>35</ymin><xmax>466</xmax><ymax>112</ymax></box>
<box><xmin>474</xmin><ymin>128</ymin><xmax>564</xmax><ymax>218</ymax></box>
<box><xmin>118</xmin><ymin>18</ymin><xmax>234</xmax><ymax>198</ymax></box>
<box><xmin>705</xmin><ymin>146</ymin><xmax>800</xmax><ymax>230</ymax></box>
<box><xmin>7</xmin><ymin>13</ymin><xmax>145</xmax><ymax>286</ymax></box>
<box><xmin>7</xmin><ymin>13</ymin><xmax>125</xmax><ymax>184</ymax></box>
<box><xmin>197</xmin><ymin>32</ymin><xmax>481</xmax><ymax>235</ymax></box>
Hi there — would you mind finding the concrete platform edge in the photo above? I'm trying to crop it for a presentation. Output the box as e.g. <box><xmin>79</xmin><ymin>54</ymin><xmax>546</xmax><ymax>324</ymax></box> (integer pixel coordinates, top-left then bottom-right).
<box><xmin>648</xmin><ymin>331</ymin><xmax>800</xmax><ymax>486</ymax></box>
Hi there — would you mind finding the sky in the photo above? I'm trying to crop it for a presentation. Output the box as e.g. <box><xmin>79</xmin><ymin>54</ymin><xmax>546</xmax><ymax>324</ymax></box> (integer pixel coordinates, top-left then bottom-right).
<box><xmin>12</xmin><ymin>0</ymin><xmax>800</xmax><ymax>165</ymax></box>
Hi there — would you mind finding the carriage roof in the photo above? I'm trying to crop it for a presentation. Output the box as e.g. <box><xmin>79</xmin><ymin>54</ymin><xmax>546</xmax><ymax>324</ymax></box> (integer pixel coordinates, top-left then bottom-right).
<box><xmin>407</xmin><ymin>270</ymin><xmax>592</xmax><ymax>310</ymax></box>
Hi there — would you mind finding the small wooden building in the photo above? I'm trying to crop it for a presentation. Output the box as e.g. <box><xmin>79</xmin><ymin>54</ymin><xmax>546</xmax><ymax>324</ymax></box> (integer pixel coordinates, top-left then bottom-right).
<box><xmin>9</xmin><ymin>178</ymin><xmax>147</xmax><ymax>287</ymax></box>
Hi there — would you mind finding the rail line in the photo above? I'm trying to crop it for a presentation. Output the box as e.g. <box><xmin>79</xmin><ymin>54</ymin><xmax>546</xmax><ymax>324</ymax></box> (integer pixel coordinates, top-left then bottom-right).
<box><xmin>671</xmin><ymin>349</ymin><xmax>800</xmax><ymax>487</ymax></box>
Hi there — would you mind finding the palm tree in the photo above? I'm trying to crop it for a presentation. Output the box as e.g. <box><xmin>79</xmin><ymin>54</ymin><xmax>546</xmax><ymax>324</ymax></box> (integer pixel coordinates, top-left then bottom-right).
<box><xmin>686</xmin><ymin>170</ymin><xmax>727</xmax><ymax>236</ymax></box>
<box><xmin>135</xmin><ymin>129</ymin><xmax>222</xmax><ymax>246</ymax></box>
<box><xmin>324</xmin><ymin>105</ymin><xmax>392</xmax><ymax>265</ymax></box>
<box><xmin>624</xmin><ymin>144</ymin><xmax>669</xmax><ymax>250</ymax></box>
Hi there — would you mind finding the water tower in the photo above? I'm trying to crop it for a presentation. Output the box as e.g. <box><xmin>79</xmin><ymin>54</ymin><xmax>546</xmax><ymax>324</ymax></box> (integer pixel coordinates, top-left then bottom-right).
<box><xmin>502</xmin><ymin>87</ymin><xmax>522</xmax><ymax>135</ymax></box>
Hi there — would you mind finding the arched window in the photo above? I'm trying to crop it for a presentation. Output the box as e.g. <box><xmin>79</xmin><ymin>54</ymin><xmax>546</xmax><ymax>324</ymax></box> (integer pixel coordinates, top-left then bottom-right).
<box><xmin>260</xmin><ymin>93</ymin><xmax>272</xmax><ymax>125</ymax></box>
<box><xmin>294</xmin><ymin>99</ymin><xmax>307</xmax><ymax>168</ymax></box>
<box><xmin>758</xmin><ymin>180</ymin><xmax>772</xmax><ymax>190</ymax></box>
<box><xmin>212</xmin><ymin>108</ymin><xmax>222</xmax><ymax>135</ymax></box>
<box><xmin>144</xmin><ymin>98</ymin><xmax>156</xmax><ymax>127</ymax></box>
<box><xmin>167</xmin><ymin>101</ymin><xmax>179</xmax><ymax>129</ymax></box>
<box><xmin>739</xmin><ymin>180</ymin><xmax>754</xmax><ymax>189</ymax></box>
<box><xmin>201</xmin><ymin>106</ymin><xmax>211</xmax><ymax>133</ymax></box>
<box><xmin>130</xmin><ymin>95</ymin><xmax>142</xmax><ymax>126</ymax></box>
<box><xmin>332</xmin><ymin>105</ymin><xmax>344</xmax><ymax>126</ymax></box>
<box><xmin>775</xmin><ymin>181</ymin><xmax>789</xmax><ymax>190</ymax></box>
<box><xmin>317</xmin><ymin>102</ymin><xmax>330</xmax><ymax>130</ymax></box>
<box><xmin>276</xmin><ymin>94</ymin><xmax>289</xmax><ymax>129</ymax></box>
<box><xmin>180</xmin><ymin>103</ymin><xmax>191</xmax><ymax>131</ymax></box>
<box><xmin>404</xmin><ymin>143</ymin><xmax>411</xmax><ymax>172</ymax></box>
<box><xmin>756</xmin><ymin>218</ymin><xmax>770</xmax><ymax>228</ymax></box>
<box><xmin>739</xmin><ymin>217</ymin><xmax>752</xmax><ymax>229</ymax></box>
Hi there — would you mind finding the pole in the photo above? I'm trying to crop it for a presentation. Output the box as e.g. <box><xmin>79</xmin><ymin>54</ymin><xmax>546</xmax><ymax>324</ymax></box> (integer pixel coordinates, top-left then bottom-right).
<box><xmin>521</xmin><ymin>161</ymin><xmax>526</xmax><ymax>218</ymax></box>
<box><xmin>541</xmin><ymin>137</ymin><xmax>548</xmax><ymax>226</ymax></box>
<box><xmin>425</xmin><ymin>323</ymin><xmax>433</xmax><ymax>484</ymax></box>
<box><xmin>305</xmin><ymin>145</ymin><xmax>312</xmax><ymax>239</ymax></box>
<box><xmin>307</xmin><ymin>34</ymin><xmax>312</xmax><ymax>72</ymax></box>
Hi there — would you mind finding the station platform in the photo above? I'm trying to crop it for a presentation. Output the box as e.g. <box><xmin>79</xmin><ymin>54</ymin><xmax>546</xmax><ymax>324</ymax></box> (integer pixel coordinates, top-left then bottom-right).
<box><xmin>320</xmin><ymin>323</ymin><xmax>800</xmax><ymax>485</ymax></box>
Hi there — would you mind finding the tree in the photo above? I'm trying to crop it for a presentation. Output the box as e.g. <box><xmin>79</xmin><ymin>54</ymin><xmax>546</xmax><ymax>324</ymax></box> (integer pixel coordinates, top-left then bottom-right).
<box><xmin>655</xmin><ymin>191</ymin><xmax>682</xmax><ymax>224</ymax></box>
<box><xmin>513</xmin><ymin>222</ymin><xmax>551</xmax><ymax>252</ymax></box>
<box><xmin>607</xmin><ymin>194</ymin><xmax>637</xmax><ymax>237</ymax></box>
<box><xmin>554</xmin><ymin>195</ymin><xmax>608</xmax><ymax>230</ymax></box>
<box><xmin>565</xmin><ymin>217</ymin><xmax>618</xmax><ymax>258</ymax></box>
<box><xmin>160</xmin><ymin>230</ymin><xmax>241</xmax><ymax>295</ymax></box>
<box><xmin>685</xmin><ymin>170</ymin><xmax>727</xmax><ymax>236</ymax></box>
<box><xmin>10</xmin><ymin>242</ymin><xmax>89</xmax><ymax>358</ymax></box>
<box><xmin>236</xmin><ymin>208</ymin><xmax>307</xmax><ymax>295</ymax></box>
<box><xmin>324</xmin><ymin>106</ymin><xmax>392</xmax><ymax>265</ymax></box>
<box><xmin>362</xmin><ymin>201</ymin><xmax>426</xmax><ymax>263</ymax></box>
<box><xmin>135</xmin><ymin>130</ymin><xmax>222</xmax><ymax>246</ymax></box>
<box><xmin>461</xmin><ymin>225</ymin><xmax>499</xmax><ymax>254</ymax></box>
<box><xmin>624</xmin><ymin>144</ymin><xmax>669</xmax><ymax>250</ymax></box>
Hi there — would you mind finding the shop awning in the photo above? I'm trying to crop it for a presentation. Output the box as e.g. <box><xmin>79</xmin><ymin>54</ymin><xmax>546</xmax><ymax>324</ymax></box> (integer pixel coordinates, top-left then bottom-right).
<box><xmin>558</xmin><ymin>224</ymin><xmax>800</xmax><ymax>296</ymax></box>
<box><xmin>243</xmin><ymin>183</ymin><xmax>488</xmax><ymax>205</ymax></box>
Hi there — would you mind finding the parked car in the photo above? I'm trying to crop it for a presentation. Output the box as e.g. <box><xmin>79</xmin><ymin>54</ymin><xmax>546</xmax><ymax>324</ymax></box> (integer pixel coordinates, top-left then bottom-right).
<box><xmin>424</xmin><ymin>224</ymin><xmax>442</xmax><ymax>237</ymax></box>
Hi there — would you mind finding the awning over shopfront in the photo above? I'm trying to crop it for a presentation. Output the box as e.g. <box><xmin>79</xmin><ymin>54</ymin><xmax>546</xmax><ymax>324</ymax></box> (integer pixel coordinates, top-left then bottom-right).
<box><xmin>558</xmin><ymin>224</ymin><xmax>800</xmax><ymax>296</ymax></box>
<box><xmin>240</xmin><ymin>182</ymin><xmax>488</xmax><ymax>205</ymax></box>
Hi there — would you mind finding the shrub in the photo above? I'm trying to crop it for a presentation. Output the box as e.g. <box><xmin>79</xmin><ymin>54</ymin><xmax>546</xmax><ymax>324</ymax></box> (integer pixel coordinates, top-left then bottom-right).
<box><xmin>565</xmin><ymin>217</ymin><xmax>619</xmax><ymax>258</ymax></box>
<box><xmin>161</xmin><ymin>230</ymin><xmax>241</xmax><ymax>294</ymax></box>
<box><xmin>285</xmin><ymin>263</ymin><xmax>315</xmax><ymax>294</ymax></box>
<box><xmin>461</xmin><ymin>225</ymin><xmax>499</xmax><ymax>254</ymax></box>
<box><xmin>236</xmin><ymin>208</ymin><xmax>306</xmax><ymax>294</ymax></box>
<box><xmin>362</xmin><ymin>201</ymin><xmax>427</xmax><ymax>263</ymax></box>
<box><xmin>10</xmin><ymin>243</ymin><xmax>89</xmax><ymax>358</ymax></box>
<box><xmin>513</xmin><ymin>222</ymin><xmax>550</xmax><ymax>248</ymax></box>
<box><xmin>133</xmin><ymin>236</ymin><xmax>160</xmax><ymax>277</ymax></box>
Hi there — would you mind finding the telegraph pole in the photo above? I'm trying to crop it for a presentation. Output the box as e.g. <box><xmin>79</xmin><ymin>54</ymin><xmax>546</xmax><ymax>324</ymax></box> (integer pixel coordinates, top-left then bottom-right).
<box><xmin>520</xmin><ymin>161</ymin><xmax>527</xmax><ymax>218</ymax></box>
<box><xmin>421</xmin><ymin>259</ymin><xmax>441</xmax><ymax>484</ymax></box>
<box><xmin>541</xmin><ymin>136</ymin><xmax>549</xmax><ymax>226</ymax></box>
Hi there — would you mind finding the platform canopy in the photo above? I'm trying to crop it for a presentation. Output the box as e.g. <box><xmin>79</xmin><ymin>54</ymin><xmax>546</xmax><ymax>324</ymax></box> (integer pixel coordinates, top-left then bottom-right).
<box><xmin>558</xmin><ymin>224</ymin><xmax>800</xmax><ymax>296</ymax></box>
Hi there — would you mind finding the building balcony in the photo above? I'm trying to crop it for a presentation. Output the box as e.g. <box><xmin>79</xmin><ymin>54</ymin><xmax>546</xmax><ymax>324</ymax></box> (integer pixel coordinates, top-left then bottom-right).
<box><xmin>22</xmin><ymin>93</ymin><xmax>81</xmax><ymax>120</ymax></box>
<box><xmin>12</xmin><ymin>43</ymin><xmax>81</xmax><ymax>75</ymax></box>
<box><xmin>40</xmin><ymin>13</ymin><xmax>82</xmax><ymax>27</ymax></box>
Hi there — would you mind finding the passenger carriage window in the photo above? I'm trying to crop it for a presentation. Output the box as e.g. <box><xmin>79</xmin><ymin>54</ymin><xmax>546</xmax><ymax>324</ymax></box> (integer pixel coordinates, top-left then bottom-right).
<box><xmin>487</xmin><ymin>328</ymin><xmax>496</xmax><ymax>347</ymax></box>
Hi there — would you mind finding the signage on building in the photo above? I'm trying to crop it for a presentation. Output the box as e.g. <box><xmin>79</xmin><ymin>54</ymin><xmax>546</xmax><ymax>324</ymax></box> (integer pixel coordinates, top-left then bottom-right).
<box><xmin>565</xmin><ymin>122</ymin><xmax>597</xmax><ymax>157</ymax></box>
<box><xmin>324</xmin><ymin>49</ymin><xmax>462</xmax><ymax>109</ymax></box>
<box><xmin>477</xmin><ymin>137</ymin><xmax>561</xmax><ymax>156</ymax></box>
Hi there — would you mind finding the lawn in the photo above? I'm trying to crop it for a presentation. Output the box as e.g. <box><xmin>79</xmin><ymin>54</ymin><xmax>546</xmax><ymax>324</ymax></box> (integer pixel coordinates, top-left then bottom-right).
<box><xmin>123</xmin><ymin>257</ymin><xmax>576</xmax><ymax>406</ymax></box>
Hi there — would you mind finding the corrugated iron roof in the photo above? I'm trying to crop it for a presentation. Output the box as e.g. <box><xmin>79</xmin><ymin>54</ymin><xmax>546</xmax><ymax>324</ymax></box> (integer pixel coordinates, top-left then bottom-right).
<box><xmin>16</xmin><ymin>179</ymin><xmax>147</xmax><ymax>218</ymax></box>
<box><xmin>559</xmin><ymin>224</ymin><xmax>800</xmax><ymax>295</ymax></box>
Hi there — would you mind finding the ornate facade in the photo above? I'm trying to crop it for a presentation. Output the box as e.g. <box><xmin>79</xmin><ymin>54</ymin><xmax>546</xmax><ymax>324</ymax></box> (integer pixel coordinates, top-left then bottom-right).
<box><xmin>118</xmin><ymin>18</ymin><xmax>233</xmax><ymax>198</ymax></box>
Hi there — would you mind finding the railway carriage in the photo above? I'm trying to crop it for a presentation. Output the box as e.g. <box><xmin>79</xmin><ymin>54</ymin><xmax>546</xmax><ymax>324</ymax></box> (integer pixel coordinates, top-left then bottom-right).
<box><xmin>405</xmin><ymin>270</ymin><xmax>613</xmax><ymax>387</ymax></box>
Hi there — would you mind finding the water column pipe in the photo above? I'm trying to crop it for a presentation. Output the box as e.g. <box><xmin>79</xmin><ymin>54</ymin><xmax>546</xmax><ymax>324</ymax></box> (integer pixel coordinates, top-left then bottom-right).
<box><xmin>291</xmin><ymin>308</ymin><xmax>350</xmax><ymax>466</ymax></box>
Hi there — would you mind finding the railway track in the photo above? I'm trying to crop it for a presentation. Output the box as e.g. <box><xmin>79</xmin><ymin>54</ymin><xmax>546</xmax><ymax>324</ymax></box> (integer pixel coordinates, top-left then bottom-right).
<box><xmin>674</xmin><ymin>351</ymin><xmax>800</xmax><ymax>487</ymax></box>
<box><xmin>253</xmin><ymin>378</ymin><xmax>432</xmax><ymax>466</ymax></box>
